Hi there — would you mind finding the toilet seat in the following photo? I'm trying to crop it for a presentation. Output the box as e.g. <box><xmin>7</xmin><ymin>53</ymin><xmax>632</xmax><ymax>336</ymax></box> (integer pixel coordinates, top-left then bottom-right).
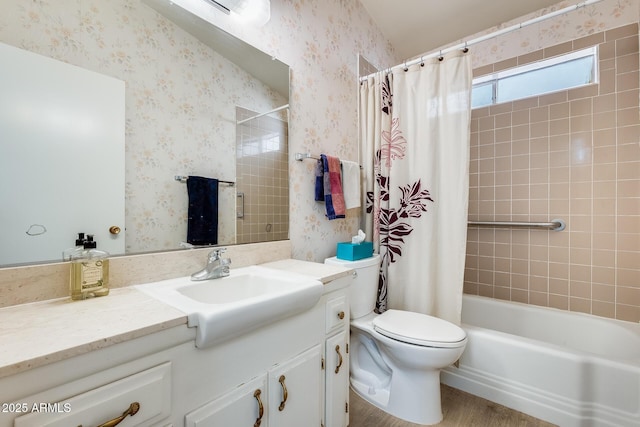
<box><xmin>372</xmin><ymin>309</ymin><xmax>466</xmax><ymax>348</ymax></box>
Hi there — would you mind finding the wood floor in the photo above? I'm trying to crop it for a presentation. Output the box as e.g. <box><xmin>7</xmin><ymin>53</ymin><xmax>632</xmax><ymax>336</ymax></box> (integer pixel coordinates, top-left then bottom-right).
<box><xmin>348</xmin><ymin>384</ymin><xmax>557</xmax><ymax>427</ymax></box>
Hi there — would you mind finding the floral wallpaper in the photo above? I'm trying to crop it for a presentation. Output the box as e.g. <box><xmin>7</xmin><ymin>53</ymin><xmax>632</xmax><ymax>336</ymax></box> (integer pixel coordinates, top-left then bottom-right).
<box><xmin>0</xmin><ymin>0</ymin><xmax>397</xmax><ymax>262</ymax></box>
<box><xmin>2</xmin><ymin>0</ymin><xmax>635</xmax><ymax>265</ymax></box>
<box><xmin>442</xmin><ymin>0</ymin><xmax>639</xmax><ymax>69</ymax></box>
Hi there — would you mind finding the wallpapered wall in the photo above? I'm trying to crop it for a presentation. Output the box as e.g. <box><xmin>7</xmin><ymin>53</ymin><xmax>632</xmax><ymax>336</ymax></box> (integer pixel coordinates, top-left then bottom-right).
<box><xmin>194</xmin><ymin>0</ymin><xmax>398</xmax><ymax>261</ymax></box>
<box><xmin>0</xmin><ymin>0</ymin><xmax>397</xmax><ymax>263</ymax></box>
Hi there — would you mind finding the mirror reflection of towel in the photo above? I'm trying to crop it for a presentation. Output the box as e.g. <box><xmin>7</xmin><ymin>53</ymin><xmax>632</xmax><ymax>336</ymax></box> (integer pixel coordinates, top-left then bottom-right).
<box><xmin>186</xmin><ymin>176</ymin><xmax>218</xmax><ymax>245</ymax></box>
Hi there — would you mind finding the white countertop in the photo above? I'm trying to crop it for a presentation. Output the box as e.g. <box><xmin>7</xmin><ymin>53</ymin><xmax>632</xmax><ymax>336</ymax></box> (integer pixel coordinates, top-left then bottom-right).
<box><xmin>0</xmin><ymin>287</ymin><xmax>187</xmax><ymax>379</ymax></box>
<box><xmin>260</xmin><ymin>258</ymin><xmax>352</xmax><ymax>284</ymax></box>
<box><xmin>0</xmin><ymin>259</ymin><xmax>352</xmax><ymax>379</ymax></box>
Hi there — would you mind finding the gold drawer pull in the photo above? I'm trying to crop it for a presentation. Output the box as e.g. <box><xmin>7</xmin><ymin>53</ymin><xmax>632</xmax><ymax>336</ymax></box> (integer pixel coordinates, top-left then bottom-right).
<box><xmin>254</xmin><ymin>389</ymin><xmax>264</xmax><ymax>427</ymax></box>
<box><xmin>91</xmin><ymin>402</ymin><xmax>140</xmax><ymax>427</ymax></box>
<box><xmin>335</xmin><ymin>345</ymin><xmax>343</xmax><ymax>374</ymax></box>
<box><xmin>278</xmin><ymin>374</ymin><xmax>289</xmax><ymax>411</ymax></box>
<box><xmin>337</xmin><ymin>311</ymin><xmax>345</xmax><ymax>320</ymax></box>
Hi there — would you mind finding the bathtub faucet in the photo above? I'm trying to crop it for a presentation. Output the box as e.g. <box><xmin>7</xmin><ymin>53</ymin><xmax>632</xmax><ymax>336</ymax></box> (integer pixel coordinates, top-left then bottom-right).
<box><xmin>191</xmin><ymin>248</ymin><xmax>231</xmax><ymax>281</ymax></box>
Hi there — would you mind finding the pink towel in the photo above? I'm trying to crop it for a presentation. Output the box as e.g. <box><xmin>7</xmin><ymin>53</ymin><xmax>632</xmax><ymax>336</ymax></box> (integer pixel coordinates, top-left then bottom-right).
<box><xmin>321</xmin><ymin>154</ymin><xmax>346</xmax><ymax>219</ymax></box>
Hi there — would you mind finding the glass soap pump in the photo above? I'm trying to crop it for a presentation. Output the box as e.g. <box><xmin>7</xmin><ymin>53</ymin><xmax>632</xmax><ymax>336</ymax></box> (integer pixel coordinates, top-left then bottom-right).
<box><xmin>62</xmin><ymin>232</ymin><xmax>86</xmax><ymax>261</ymax></box>
<box><xmin>69</xmin><ymin>234</ymin><xmax>110</xmax><ymax>300</ymax></box>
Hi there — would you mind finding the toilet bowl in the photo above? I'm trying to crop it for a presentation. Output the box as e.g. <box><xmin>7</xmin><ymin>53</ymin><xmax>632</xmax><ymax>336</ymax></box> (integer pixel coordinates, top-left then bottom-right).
<box><xmin>325</xmin><ymin>255</ymin><xmax>467</xmax><ymax>425</ymax></box>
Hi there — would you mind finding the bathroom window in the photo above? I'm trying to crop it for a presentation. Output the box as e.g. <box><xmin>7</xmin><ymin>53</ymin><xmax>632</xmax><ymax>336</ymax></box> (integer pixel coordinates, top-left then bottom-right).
<box><xmin>471</xmin><ymin>46</ymin><xmax>598</xmax><ymax>109</ymax></box>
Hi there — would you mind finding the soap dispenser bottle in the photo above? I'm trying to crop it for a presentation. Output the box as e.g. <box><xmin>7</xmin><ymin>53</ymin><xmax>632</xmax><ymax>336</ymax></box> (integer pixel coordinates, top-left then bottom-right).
<box><xmin>69</xmin><ymin>235</ymin><xmax>110</xmax><ymax>300</ymax></box>
<box><xmin>62</xmin><ymin>232</ymin><xmax>86</xmax><ymax>261</ymax></box>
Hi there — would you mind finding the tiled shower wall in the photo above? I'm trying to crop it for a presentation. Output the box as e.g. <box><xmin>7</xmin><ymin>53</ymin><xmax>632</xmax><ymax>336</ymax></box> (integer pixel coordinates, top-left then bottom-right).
<box><xmin>464</xmin><ymin>23</ymin><xmax>640</xmax><ymax>322</ymax></box>
<box><xmin>236</xmin><ymin>107</ymin><xmax>289</xmax><ymax>244</ymax></box>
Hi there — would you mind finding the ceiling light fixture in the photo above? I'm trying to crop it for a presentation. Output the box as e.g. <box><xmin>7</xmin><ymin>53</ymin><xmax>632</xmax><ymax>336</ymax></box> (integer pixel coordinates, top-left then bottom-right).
<box><xmin>205</xmin><ymin>0</ymin><xmax>271</xmax><ymax>25</ymax></box>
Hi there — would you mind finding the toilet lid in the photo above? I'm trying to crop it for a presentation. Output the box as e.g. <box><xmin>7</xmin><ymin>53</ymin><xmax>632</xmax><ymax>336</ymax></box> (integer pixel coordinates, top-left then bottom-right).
<box><xmin>373</xmin><ymin>310</ymin><xmax>466</xmax><ymax>348</ymax></box>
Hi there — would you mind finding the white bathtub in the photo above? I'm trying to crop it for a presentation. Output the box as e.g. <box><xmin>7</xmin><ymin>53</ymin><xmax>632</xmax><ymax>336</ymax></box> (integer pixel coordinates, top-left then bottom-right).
<box><xmin>441</xmin><ymin>294</ymin><xmax>640</xmax><ymax>427</ymax></box>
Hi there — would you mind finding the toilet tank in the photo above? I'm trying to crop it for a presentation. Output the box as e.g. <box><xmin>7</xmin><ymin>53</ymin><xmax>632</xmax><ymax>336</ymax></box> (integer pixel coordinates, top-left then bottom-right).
<box><xmin>325</xmin><ymin>254</ymin><xmax>381</xmax><ymax>319</ymax></box>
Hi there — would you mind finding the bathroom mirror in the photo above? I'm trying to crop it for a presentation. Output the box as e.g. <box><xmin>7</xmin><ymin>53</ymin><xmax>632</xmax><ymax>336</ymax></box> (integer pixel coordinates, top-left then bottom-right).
<box><xmin>0</xmin><ymin>0</ymin><xmax>290</xmax><ymax>267</ymax></box>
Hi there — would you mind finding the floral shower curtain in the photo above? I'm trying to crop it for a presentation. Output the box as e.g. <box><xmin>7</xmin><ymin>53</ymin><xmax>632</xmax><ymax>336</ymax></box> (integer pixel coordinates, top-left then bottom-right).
<box><xmin>360</xmin><ymin>52</ymin><xmax>472</xmax><ymax>325</ymax></box>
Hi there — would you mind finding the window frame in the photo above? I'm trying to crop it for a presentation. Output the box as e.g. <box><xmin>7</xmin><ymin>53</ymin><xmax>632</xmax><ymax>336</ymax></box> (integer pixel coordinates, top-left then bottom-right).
<box><xmin>472</xmin><ymin>46</ymin><xmax>598</xmax><ymax>109</ymax></box>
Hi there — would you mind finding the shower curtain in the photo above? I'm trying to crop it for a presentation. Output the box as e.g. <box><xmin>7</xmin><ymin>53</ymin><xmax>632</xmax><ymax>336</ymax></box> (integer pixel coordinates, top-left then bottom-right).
<box><xmin>360</xmin><ymin>52</ymin><xmax>472</xmax><ymax>325</ymax></box>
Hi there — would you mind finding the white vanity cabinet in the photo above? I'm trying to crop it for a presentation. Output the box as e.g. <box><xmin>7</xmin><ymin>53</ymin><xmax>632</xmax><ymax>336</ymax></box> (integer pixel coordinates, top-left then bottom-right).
<box><xmin>322</xmin><ymin>276</ymin><xmax>352</xmax><ymax>427</ymax></box>
<box><xmin>185</xmin><ymin>374</ymin><xmax>268</xmax><ymax>427</ymax></box>
<box><xmin>268</xmin><ymin>345</ymin><xmax>323</xmax><ymax>426</ymax></box>
<box><xmin>0</xmin><ymin>326</ymin><xmax>195</xmax><ymax>427</ymax></box>
<box><xmin>13</xmin><ymin>363</ymin><xmax>172</xmax><ymax>427</ymax></box>
<box><xmin>0</xmin><ymin>261</ymin><xmax>353</xmax><ymax>427</ymax></box>
<box><xmin>186</xmin><ymin>345</ymin><xmax>323</xmax><ymax>427</ymax></box>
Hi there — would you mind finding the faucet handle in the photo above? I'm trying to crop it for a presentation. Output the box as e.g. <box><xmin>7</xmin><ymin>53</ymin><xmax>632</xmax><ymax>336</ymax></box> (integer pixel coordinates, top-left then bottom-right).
<box><xmin>208</xmin><ymin>247</ymin><xmax>227</xmax><ymax>260</ymax></box>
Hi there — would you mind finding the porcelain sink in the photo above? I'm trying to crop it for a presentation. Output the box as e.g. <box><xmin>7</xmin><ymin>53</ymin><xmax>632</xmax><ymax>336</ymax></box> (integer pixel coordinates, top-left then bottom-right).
<box><xmin>136</xmin><ymin>265</ymin><xmax>323</xmax><ymax>348</ymax></box>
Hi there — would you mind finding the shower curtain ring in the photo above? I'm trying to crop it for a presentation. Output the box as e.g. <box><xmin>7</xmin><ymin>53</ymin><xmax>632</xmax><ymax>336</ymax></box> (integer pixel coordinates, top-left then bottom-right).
<box><xmin>420</xmin><ymin>56</ymin><xmax>425</xmax><ymax>67</ymax></box>
<box><xmin>462</xmin><ymin>42</ymin><xmax>469</xmax><ymax>53</ymax></box>
<box><xmin>438</xmin><ymin>50</ymin><xmax>444</xmax><ymax>61</ymax></box>
<box><xmin>403</xmin><ymin>60</ymin><xmax>408</xmax><ymax>71</ymax></box>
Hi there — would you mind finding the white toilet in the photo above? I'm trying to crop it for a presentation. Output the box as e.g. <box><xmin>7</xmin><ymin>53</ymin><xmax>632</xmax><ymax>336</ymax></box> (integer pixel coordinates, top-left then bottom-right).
<box><xmin>325</xmin><ymin>254</ymin><xmax>467</xmax><ymax>425</ymax></box>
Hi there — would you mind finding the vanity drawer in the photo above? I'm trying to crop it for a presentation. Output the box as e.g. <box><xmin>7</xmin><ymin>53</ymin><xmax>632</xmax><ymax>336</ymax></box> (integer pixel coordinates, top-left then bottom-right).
<box><xmin>13</xmin><ymin>362</ymin><xmax>171</xmax><ymax>427</ymax></box>
<box><xmin>325</xmin><ymin>295</ymin><xmax>348</xmax><ymax>333</ymax></box>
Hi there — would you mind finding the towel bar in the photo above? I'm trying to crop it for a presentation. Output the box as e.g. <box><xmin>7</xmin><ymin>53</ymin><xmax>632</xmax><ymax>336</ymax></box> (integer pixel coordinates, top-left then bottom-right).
<box><xmin>174</xmin><ymin>175</ymin><xmax>235</xmax><ymax>186</ymax></box>
<box><xmin>295</xmin><ymin>152</ymin><xmax>362</xmax><ymax>168</ymax></box>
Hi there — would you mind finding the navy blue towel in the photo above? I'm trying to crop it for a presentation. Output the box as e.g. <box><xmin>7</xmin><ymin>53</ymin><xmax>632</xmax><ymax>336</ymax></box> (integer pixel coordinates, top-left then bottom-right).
<box><xmin>314</xmin><ymin>159</ymin><xmax>324</xmax><ymax>202</ymax></box>
<box><xmin>186</xmin><ymin>176</ymin><xmax>219</xmax><ymax>245</ymax></box>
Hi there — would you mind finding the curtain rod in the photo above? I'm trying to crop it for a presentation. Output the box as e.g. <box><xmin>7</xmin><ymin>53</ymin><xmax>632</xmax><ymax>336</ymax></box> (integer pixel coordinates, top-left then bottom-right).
<box><xmin>359</xmin><ymin>0</ymin><xmax>604</xmax><ymax>82</ymax></box>
<box><xmin>236</xmin><ymin>104</ymin><xmax>289</xmax><ymax>125</ymax></box>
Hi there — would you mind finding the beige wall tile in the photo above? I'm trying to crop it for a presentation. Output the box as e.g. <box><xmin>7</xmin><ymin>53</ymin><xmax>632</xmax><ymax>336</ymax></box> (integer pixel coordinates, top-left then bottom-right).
<box><xmin>617</xmin><ymin>268</ymin><xmax>640</xmax><ymax>287</ymax></box>
<box><xmin>617</xmin><ymin>125</ymin><xmax>639</xmax><ymax>145</ymax></box>
<box><xmin>466</xmin><ymin>24</ymin><xmax>640</xmax><ymax>321</ymax></box>
<box><xmin>544</xmin><ymin>41</ymin><xmax>573</xmax><ymax>58</ymax></box>
<box><xmin>617</xmin><ymin>52</ymin><xmax>639</xmax><ymax>75</ymax></box>
<box><xmin>518</xmin><ymin>49</ymin><xmax>544</xmax><ymax>65</ymax></box>
<box><xmin>574</xmin><ymin>32</ymin><xmax>605</xmax><ymax>50</ymax></box>
<box><xmin>569</xmin><ymin>297</ymin><xmax>591</xmax><ymax>314</ymax></box>
<box><xmin>615</xmin><ymin>35</ymin><xmax>639</xmax><ymax>57</ymax></box>
<box><xmin>550</xmin><ymin>118</ymin><xmax>570</xmax><ymax>136</ymax></box>
<box><xmin>549</xmin><ymin>294</ymin><xmax>569</xmax><ymax>310</ymax></box>
<box><xmin>593</xmin><ymin>94</ymin><xmax>616</xmax><ymax>113</ymax></box>
<box><xmin>618</xmin><ymin>233</ymin><xmax>640</xmax><ymax>251</ymax></box>
<box><xmin>512</xmin><ymin>289</ymin><xmax>529</xmax><ymax>303</ymax></box>
<box><xmin>592</xmin><ymin>301</ymin><xmax>615</xmax><ymax>318</ymax></box>
<box><xmin>618</xmin><ymin>77</ymin><xmax>640</xmax><ymax>107</ymax></box>
<box><xmin>618</xmin><ymin>286</ymin><xmax>640</xmax><ymax>306</ymax></box>
<box><xmin>530</xmin><ymin>291</ymin><xmax>549</xmax><ymax>307</ymax></box>
<box><xmin>605</xmin><ymin>23</ymin><xmax>638</xmax><ymax>41</ymax></box>
<box><xmin>599</xmin><ymin>68</ymin><xmax>616</xmax><ymax>94</ymax></box>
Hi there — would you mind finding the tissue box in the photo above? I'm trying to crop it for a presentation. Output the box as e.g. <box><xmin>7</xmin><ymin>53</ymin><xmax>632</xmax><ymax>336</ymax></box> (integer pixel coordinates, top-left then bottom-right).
<box><xmin>337</xmin><ymin>242</ymin><xmax>373</xmax><ymax>261</ymax></box>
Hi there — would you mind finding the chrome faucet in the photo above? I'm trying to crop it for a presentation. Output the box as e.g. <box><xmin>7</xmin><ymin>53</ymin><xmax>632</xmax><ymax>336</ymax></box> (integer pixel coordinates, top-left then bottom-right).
<box><xmin>191</xmin><ymin>248</ymin><xmax>231</xmax><ymax>281</ymax></box>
